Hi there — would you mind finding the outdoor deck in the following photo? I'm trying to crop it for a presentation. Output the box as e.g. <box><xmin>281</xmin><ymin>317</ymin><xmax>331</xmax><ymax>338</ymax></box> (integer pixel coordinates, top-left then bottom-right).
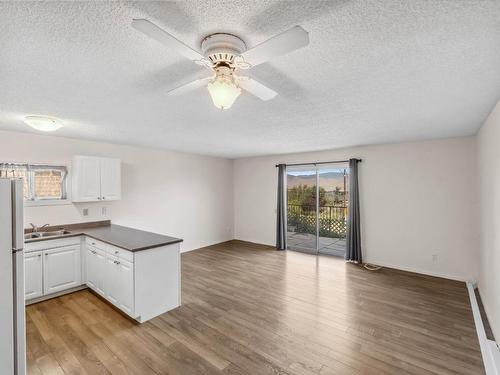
<box><xmin>287</xmin><ymin>232</ymin><xmax>346</xmax><ymax>256</ymax></box>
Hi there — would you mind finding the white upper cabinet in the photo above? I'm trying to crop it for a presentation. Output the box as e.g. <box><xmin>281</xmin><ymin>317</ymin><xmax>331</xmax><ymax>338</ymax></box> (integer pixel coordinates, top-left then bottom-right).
<box><xmin>100</xmin><ymin>157</ymin><xmax>121</xmax><ymax>201</ymax></box>
<box><xmin>72</xmin><ymin>156</ymin><xmax>100</xmax><ymax>202</ymax></box>
<box><xmin>72</xmin><ymin>156</ymin><xmax>121</xmax><ymax>202</ymax></box>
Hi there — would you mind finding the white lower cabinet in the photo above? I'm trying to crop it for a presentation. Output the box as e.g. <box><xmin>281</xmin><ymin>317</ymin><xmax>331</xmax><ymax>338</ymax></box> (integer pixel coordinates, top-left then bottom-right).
<box><xmin>25</xmin><ymin>235</ymin><xmax>180</xmax><ymax>322</ymax></box>
<box><xmin>116</xmin><ymin>259</ymin><xmax>134</xmax><ymax>315</ymax></box>
<box><xmin>43</xmin><ymin>245</ymin><xmax>82</xmax><ymax>295</ymax></box>
<box><xmin>85</xmin><ymin>246</ymin><xmax>105</xmax><ymax>296</ymax></box>
<box><xmin>85</xmin><ymin>236</ymin><xmax>182</xmax><ymax>323</ymax></box>
<box><xmin>103</xmin><ymin>255</ymin><xmax>121</xmax><ymax>306</ymax></box>
<box><xmin>25</xmin><ymin>238</ymin><xmax>83</xmax><ymax>302</ymax></box>
<box><xmin>86</xmin><ymin>239</ymin><xmax>135</xmax><ymax>318</ymax></box>
<box><xmin>24</xmin><ymin>251</ymin><xmax>43</xmax><ymax>300</ymax></box>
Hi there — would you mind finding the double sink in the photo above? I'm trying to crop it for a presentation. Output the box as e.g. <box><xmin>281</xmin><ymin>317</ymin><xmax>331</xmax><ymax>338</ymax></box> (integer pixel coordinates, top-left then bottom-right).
<box><xmin>24</xmin><ymin>230</ymin><xmax>72</xmax><ymax>240</ymax></box>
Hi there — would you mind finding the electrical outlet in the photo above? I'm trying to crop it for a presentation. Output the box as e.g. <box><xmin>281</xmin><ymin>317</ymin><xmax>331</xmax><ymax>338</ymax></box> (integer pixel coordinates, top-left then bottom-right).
<box><xmin>82</xmin><ymin>208</ymin><xmax>89</xmax><ymax>216</ymax></box>
<box><xmin>432</xmin><ymin>254</ymin><xmax>438</xmax><ymax>262</ymax></box>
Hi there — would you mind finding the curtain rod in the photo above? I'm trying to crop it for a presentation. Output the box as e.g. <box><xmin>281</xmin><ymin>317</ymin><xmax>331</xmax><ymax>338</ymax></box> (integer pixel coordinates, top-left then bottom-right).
<box><xmin>275</xmin><ymin>159</ymin><xmax>362</xmax><ymax>168</ymax></box>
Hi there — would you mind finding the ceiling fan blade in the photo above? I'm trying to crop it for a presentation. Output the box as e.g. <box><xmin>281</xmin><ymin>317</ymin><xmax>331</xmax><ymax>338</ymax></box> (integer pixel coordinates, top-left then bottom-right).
<box><xmin>168</xmin><ymin>77</ymin><xmax>212</xmax><ymax>96</ymax></box>
<box><xmin>240</xmin><ymin>26</ymin><xmax>309</xmax><ymax>67</ymax></box>
<box><xmin>238</xmin><ymin>77</ymin><xmax>277</xmax><ymax>101</ymax></box>
<box><xmin>132</xmin><ymin>19</ymin><xmax>206</xmax><ymax>63</ymax></box>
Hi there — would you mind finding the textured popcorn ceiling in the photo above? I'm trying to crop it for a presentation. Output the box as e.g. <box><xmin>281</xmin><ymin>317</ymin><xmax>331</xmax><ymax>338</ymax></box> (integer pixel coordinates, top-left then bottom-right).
<box><xmin>1</xmin><ymin>1</ymin><xmax>499</xmax><ymax>158</ymax></box>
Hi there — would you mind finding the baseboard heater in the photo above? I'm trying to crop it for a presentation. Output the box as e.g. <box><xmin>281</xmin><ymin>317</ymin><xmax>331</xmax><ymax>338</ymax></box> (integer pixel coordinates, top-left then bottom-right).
<box><xmin>467</xmin><ymin>281</ymin><xmax>500</xmax><ymax>374</ymax></box>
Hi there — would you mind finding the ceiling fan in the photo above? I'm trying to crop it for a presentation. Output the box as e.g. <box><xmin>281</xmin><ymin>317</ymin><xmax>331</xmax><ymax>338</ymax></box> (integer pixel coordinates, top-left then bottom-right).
<box><xmin>131</xmin><ymin>19</ymin><xmax>309</xmax><ymax>110</ymax></box>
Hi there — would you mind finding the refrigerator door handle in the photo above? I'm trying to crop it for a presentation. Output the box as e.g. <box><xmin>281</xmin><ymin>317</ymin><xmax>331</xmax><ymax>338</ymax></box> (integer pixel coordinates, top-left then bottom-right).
<box><xmin>11</xmin><ymin>179</ymin><xmax>24</xmax><ymax>253</ymax></box>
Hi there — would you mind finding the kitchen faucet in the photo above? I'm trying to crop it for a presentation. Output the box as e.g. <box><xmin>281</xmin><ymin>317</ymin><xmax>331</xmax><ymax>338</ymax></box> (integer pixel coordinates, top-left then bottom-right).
<box><xmin>30</xmin><ymin>223</ymin><xmax>50</xmax><ymax>233</ymax></box>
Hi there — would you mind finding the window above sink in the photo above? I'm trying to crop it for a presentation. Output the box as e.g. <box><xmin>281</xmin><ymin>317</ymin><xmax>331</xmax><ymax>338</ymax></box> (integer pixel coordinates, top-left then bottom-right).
<box><xmin>0</xmin><ymin>163</ymin><xmax>70</xmax><ymax>206</ymax></box>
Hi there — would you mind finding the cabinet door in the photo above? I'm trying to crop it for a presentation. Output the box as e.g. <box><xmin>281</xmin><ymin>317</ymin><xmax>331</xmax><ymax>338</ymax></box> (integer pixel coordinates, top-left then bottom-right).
<box><xmin>72</xmin><ymin>156</ymin><xmax>101</xmax><ymax>202</ymax></box>
<box><xmin>43</xmin><ymin>245</ymin><xmax>81</xmax><ymax>295</ymax></box>
<box><xmin>85</xmin><ymin>246</ymin><xmax>105</xmax><ymax>296</ymax></box>
<box><xmin>24</xmin><ymin>251</ymin><xmax>43</xmax><ymax>300</ymax></box>
<box><xmin>104</xmin><ymin>255</ymin><xmax>120</xmax><ymax>306</ymax></box>
<box><xmin>117</xmin><ymin>259</ymin><xmax>134</xmax><ymax>316</ymax></box>
<box><xmin>100</xmin><ymin>158</ymin><xmax>121</xmax><ymax>201</ymax></box>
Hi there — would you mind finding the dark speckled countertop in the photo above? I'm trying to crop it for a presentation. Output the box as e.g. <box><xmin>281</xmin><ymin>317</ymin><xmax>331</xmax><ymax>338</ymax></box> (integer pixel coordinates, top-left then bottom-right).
<box><xmin>25</xmin><ymin>222</ymin><xmax>183</xmax><ymax>252</ymax></box>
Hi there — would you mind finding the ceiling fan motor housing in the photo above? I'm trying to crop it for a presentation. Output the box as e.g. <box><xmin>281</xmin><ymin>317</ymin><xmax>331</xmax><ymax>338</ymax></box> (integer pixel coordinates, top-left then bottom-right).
<box><xmin>201</xmin><ymin>33</ymin><xmax>247</xmax><ymax>67</ymax></box>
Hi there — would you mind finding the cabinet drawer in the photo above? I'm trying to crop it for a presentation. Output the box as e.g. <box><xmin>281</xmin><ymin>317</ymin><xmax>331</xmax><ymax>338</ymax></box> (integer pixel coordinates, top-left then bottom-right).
<box><xmin>85</xmin><ymin>237</ymin><xmax>133</xmax><ymax>262</ymax></box>
<box><xmin>107</xmin><ymin>245</ymin><xmax>134</xmax><ymax>263</ymax></box>
<box><xmin>25</xmin><ymin>237</ymin><xmax>81</xmax><ymax>253</ymax></box>
<box><xmin>85</xmin><ymin>237</ymin><xmax>107</xmax><ymax>251</ymax></box>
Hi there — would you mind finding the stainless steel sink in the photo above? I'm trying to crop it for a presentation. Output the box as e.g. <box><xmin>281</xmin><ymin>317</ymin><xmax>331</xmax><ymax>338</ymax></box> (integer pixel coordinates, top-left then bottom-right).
<box><xmin>24</xmin><ymin>230</ymin><xmax>71</xmax><ymax>240</ymax></box>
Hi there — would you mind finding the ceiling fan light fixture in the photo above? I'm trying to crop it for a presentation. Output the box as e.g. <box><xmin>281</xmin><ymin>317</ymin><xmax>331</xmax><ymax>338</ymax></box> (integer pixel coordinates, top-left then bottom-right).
<box><xmin>132</xmin><ymin>20</ymin><xmax>310</xmax><ymax>109</ymax></box>
<box><xmin>23</xmin><ymin>115</ymin><xmax>63</xmax><ymax>132</ymax></box>
<box><xmin>207</xmin><ymin>79</ymin><xmax>241</xmax><ymax>110</ymax></box>
<box><xmin>207</xmin><ymin>66</ymin><xmax>241</xmax><ymax>110</ymax></box>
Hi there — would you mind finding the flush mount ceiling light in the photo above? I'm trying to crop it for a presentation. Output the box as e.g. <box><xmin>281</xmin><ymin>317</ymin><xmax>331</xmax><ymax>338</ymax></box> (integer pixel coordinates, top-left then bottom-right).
<box><xmin>131</xmin><ymin>20</ymin><xmax>310</xmax><ymax>110</ymax></box>
<box><xmin>23</xmin><ymin>115</ymin><xmax>63</xmax><ymax>132</ymax></box>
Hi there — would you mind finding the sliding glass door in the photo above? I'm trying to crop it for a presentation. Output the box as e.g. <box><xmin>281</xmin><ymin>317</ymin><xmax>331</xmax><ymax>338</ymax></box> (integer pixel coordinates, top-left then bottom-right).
<box><xmin>317</xmin><ymin>166</ymin><xmax>348</xmax><ymax>256</ymax></box>
<box><xmin>286</xmin><ymin>167</ymin><xmax>318</xmax><ymax>253</ymax></box>
<box><xmin>286</xmin><ymin>164</ymin><xmax>348</xmax><ymax>256</ymax></box>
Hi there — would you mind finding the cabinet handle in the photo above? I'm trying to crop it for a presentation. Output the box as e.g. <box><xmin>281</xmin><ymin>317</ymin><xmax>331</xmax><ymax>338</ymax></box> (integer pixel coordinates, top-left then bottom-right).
<box><xmin>102</xmin><ymin>197</ymin><xmax>106</xmax><ymax>200</ymax></box>
<box><xmin>116</xmin><ymin>261</ymin><xmax>120</xmax><ymax>265</ymax></box>
<box><xmin>37</xmin><ymin>254</ymin><xmax>41</xmax><ymax>257</ymax></box>
<box><xmin>114</xmin><ymin>250</ymin><xmax>119</xmax><ymax>254</ymax></box>
<box><xmin>97</xmin><ymin>197</ymin><xmax>101</xmax><ymax>200</ymax></box>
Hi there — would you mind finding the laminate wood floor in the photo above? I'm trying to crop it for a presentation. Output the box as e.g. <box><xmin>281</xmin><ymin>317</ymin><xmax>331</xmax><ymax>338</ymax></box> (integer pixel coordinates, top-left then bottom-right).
<box><xmin>26</xmin><ymin>240</ymin><xmax>485</xmax><ymax>375</ymax></box>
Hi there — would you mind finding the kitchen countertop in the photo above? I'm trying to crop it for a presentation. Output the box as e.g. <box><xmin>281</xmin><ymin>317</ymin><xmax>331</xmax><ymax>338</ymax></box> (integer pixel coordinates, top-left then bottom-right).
<box><xmin>24</xmin><ymin>223</ymin><xmax>183</xmax><ymax>252</ymax></box>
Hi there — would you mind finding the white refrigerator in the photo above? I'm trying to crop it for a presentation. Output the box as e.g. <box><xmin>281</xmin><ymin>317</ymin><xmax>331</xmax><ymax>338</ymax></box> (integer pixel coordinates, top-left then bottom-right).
<box><xmin>0</xmin><ymin>178</ymin><xmax>26</xmax><ymax>375</ymax></box>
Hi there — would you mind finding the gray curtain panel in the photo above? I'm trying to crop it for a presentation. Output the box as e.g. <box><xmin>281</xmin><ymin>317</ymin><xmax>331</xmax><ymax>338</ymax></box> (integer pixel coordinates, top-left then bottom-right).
<box><xmin>346</xmin><ymin>159</ymin><xmax>362</xmax><ymax>263</ymax></box>
<box><xmin>276</xmin><ymin>164</ymin><xmax>287</xmax><ymax>250</ymax></box>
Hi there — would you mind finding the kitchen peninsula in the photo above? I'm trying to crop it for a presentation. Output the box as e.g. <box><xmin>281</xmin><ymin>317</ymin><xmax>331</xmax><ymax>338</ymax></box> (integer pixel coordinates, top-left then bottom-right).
<box><xmin>24</xmin><ymin>220</ymin><xmax>182</xmax><ymax>323</ymax></box>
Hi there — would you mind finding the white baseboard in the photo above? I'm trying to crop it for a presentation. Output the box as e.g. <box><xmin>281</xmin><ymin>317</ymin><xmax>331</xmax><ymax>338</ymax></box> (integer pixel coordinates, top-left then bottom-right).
<box><xmin>26</xmin><ymin>285</ymin><xmax>87</xmax><ymax>305</ymax></box>
<box><xmin>180</xmin><ymin>237</ymin><xmax>235</xmax><ymax>253</ymax></box>
<box><xmin>466</xmin><ymin>281</ymin><xmax>500</xmax><ymax>375</ymax></box>
<box><xmin>363</xmin><ymin>259</ymin><xmax>467</xmax><ymax>282</ymax></box>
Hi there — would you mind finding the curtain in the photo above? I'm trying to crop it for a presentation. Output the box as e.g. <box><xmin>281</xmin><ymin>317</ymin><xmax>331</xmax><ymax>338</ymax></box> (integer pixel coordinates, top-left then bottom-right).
<box><xmin>276</xmin><ymin>164</ymin><xmax>287</xmax><ymax>250</ymax></box>
<box><xmin>346</xmin><ymin>159</ymin><xmax>362</xmax><ymax>263</ymax></box>
<box><xmin>0</xmin><ymin>163</ymin><xmax>27</xmax><ymax>178</ymax></box>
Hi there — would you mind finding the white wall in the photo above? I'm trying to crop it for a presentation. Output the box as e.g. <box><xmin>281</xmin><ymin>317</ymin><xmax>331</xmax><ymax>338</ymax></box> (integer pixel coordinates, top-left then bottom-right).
<box><xmin>0</xmin><ymin>129</ymin><xmax>482</xmax><ymax>282</ymax></box>
<box><xmin>478</xmin><ymin>100</ymin><xmax>500</xmax><ymax>339</ymax></box>
<box><xmin>0</xmin><ymin>130</ymin><xmax>234</xmax><ymax>252</ymax></box>
<box><xmin>234</xmin><ymin>137</ymin><xmax>479</xmax><ymax>281</ymax></box>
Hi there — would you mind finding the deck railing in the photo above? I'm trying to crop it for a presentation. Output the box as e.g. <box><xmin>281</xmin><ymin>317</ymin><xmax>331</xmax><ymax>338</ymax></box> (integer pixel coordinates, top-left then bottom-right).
<box><xmin>287</xmin><ymin>204</ymin><xmax>347</xmax><ymax>238</ymax></box>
